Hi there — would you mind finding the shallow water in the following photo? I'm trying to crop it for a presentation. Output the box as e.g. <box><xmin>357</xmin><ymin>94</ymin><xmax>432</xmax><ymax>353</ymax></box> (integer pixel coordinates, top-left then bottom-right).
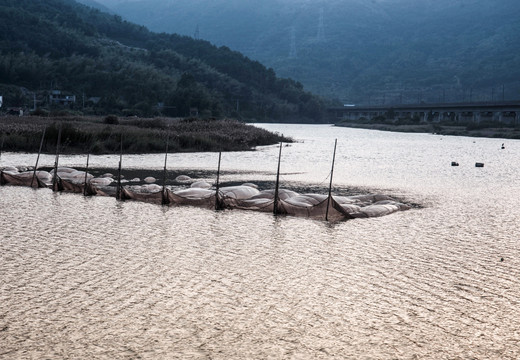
<box><xmin>1</xmin><ymin>124</ymin><xmax>520</xmax><ymax>359</ymax></box>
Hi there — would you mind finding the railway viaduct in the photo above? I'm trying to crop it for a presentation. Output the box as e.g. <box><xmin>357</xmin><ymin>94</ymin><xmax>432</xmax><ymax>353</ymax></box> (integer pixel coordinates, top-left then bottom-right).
<box><xmin>329</xmin><ymin>102</ymin><xmax>520</xmax><ymax>125</ymax></box>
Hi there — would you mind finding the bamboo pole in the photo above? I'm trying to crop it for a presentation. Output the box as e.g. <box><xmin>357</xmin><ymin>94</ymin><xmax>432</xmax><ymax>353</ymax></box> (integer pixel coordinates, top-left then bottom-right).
<box><xmin>0</xmin><ymin>133</ymin><xmax>4</xmax><ymax>158</ymax></box>
<box><xmin>52</xmin><ymin>124</ymin><xmax>62</xmax><ymax>192</ymax></box>
<box><xmin>31</xmin><ymin>128</ymin><xmax>46</xmax><ymax>188</ymax></box>
<box><xmin>0</xmin><ymin>134</ymin><xmax>4</xmax><ymax>185</ymax></box>
<box><xmin>161</xmin><ymin>133</ymin><xmax>170</xmax><ymax>205</ymax></box>
<box><xmin>83</xmin><ymin>153</ymin><xmax>90</xmax><ymax>196</ymax></box>
<box><xmin>325</xmin><ymin>139</ymin><xmax>338</xmax><ymax>221</ymax></box>
<box><xmin>116</xmin><ymin>135</ymin><xmax>123</xmax><ymax>200</ymax></box>
<box><xmin>273</xmin><ymin>142</ymin><xmax>283</xmax><ymax>216</ymax></box>
<box><xmin>215</xmin><ymin>151</ymin><xmax>222</xmax><ymax>210</ymax></box>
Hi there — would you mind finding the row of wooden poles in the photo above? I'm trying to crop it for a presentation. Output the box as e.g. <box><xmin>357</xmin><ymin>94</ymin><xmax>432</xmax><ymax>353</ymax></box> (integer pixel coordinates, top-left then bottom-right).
<box><xmin>5</xmin><ymin>125</ymin><xmax>340</xmax><ymax>221</ymax></box>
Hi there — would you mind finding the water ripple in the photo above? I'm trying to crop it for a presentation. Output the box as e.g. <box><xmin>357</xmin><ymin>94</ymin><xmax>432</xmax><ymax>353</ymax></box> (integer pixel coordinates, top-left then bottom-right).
<box><xmin>2</xmin><ymin>125</ymin><xmax>520</xmax><ymax>358</ymax></box>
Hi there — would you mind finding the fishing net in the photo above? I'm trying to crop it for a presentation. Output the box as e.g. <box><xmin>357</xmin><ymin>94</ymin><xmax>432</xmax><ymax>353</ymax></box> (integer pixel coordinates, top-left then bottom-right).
<box><xmin>1</xmin><ymin>167</ymin><xmax>410</xmax><ymax>220</ymax></box>
<box><xmin>121</xmin><ymin>186</ymin><xmax>165</xmax><ymax>204</ymax></box>
<box><xmin>278</xmin><ymin>194</ymin><xmax>352</xmax><ymax>221</ymax></box>
<box><xmin>0</xmin><ymin>170</ymin><xmax>49</xmax><ymax>188</ymax></box>
<box><xmin>167</xmin><ymin>188</ymin><xmax>216</xmax><ymax>209</ymax></box>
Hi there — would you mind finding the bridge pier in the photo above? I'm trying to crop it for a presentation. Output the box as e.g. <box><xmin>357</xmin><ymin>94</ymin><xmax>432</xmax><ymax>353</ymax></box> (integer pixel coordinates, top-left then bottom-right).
<box><xmin>331</xmin><ymin>102</ymin><xmax>520</xmax><ymax>126</ymax></box>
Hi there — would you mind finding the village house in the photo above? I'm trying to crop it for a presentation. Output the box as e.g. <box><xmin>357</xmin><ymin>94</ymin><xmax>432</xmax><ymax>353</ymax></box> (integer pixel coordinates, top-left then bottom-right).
<box><xmin>49</xmin><ymin>90</ymin><xmax>76</xmax><ymax>106</ymax></box>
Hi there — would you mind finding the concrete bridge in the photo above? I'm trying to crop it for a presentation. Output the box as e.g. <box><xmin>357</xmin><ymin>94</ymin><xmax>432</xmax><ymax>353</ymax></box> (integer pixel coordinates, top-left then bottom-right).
<box><xmin>329</xmin><ymin>102</ymin><xmax>520</xmax><ymax>125</ymax></box>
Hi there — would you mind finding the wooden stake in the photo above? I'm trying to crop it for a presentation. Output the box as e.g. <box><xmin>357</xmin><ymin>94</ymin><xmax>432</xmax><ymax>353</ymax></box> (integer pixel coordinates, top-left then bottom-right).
<box><xmin>273</xmin><ymin>142</ymin><xmax>283</xmax><ymax>216</ymax></box>
<box><xmin>83</xmin><ymin>153</ymin><xmax>90</xmax><ymax>196</ymax></box>
<box><xmin>52</xmin><ymin>124</ymin><xmax>62</xmax><ymax>192</ymax></box>
<box><xmin>31</xmin><ymin>128</ymin><xmax>46</xmax><ymax>188</ymax></box>
<box><xmin>325</xmin><ymin>139</ymin><xmax>338</xmax><ymax>221</ymax></box>
<box><xmin>215</xmin><ymin>152</ymin><xmax>222</xmax><ymax>210</ymax></box>
<box><xmin>161</xmin><ymin>133</ymin><xmax>170</xmax><ymax>205</ymax></box>
<box><xmin>116</xmin><ymin>135</ymin><xmax>123</xmax><ymax>200</ymax></box>
<box><xmin>0</xmin><ymin>133</ymin><xmax>4</xmax><ymax>158</ymax></box>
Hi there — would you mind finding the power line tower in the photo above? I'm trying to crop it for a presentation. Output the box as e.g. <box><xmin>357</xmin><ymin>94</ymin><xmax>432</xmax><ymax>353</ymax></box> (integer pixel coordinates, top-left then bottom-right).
<box><xmin>194</xmin><ymin>24</ymin><xmax>200</xmax><ymax>39</ymax></box>
<box><xmin>317</xmin><ymin>8</ymin><xmax>325</xmax><ymax>42</ymax></box>
<box><xmin>289</xmin><ymin>27</ymin><xmax>297</xmax><ymax>59</ymax></box>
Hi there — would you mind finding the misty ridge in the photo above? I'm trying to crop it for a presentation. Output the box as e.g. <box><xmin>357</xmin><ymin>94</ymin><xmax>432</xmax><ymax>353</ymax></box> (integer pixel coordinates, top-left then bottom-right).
<box><xmin>2</xmin><ymin>0</ymin><xmax>332</xmax><ymax>121</ymax></box>
<box><xmin>88</xmin><ymin>0</ymin><xmax>520</xmax><ymax>104</ymax></box>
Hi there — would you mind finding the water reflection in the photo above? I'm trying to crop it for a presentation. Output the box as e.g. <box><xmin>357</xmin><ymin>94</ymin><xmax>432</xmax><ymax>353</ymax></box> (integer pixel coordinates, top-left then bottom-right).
<box><xmin>1</xmin><ymin>125</ymin><xmax>520</xmax><ymax>359</ymax></box>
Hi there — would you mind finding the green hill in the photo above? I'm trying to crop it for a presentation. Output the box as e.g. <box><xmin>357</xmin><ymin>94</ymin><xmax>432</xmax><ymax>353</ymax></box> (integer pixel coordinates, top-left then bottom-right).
<box><xmin>100</xmin><ymin>0</ymin><xmax>520</xmax><ymax>104</ymax></box>
<box><xmin>0</xmin><ymin>0</ymin><xmax>329</xmax><ymax>121</ymax></box>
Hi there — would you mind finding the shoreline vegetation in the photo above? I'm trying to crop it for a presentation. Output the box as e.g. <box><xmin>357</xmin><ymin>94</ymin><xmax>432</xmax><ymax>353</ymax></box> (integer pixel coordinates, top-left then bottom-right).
<box><xmin>0</xmin><ymin>115</ymin><xmax>291</xmax><ymax>154</ymax></box>
<box><xmin>335</xmin><ymin>120</ymin><xmax>520</xmax><ymax>139</ymax></box>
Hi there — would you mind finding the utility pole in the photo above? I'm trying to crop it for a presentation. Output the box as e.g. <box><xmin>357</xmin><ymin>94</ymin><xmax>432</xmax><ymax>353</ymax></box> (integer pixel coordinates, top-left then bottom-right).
<box><xmin>289</xmin><ymin>27</ymin><xmax>297</xmax><ymax>59</ymax></box>
<box><xmin>317</xmin><ymin>8</ymin><xmax>324</xmax><ymax>42</ymax></box>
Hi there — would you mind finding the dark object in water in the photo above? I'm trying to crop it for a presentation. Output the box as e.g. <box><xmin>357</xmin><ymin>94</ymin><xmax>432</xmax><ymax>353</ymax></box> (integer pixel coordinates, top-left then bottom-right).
<box><xmin>451</xmin><ymin>161</ymin><xmax>459</xmax><ymax>166</ymax></box>
<box><xmin>475</xmin><ymin>162</ymin><xmax>484</xmax><ymax>168</ymax></box>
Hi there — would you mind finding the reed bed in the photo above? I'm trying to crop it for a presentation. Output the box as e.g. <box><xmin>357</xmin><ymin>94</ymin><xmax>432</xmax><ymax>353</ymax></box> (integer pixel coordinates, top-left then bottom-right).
<box><xmin>0</xmin><ymin>115</ymin><xmax>291</xmax><ymax>154</ymax></box>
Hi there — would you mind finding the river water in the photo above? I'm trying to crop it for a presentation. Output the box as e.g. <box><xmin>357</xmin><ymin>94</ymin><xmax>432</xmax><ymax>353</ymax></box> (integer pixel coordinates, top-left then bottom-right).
<box><xmin>1</xmin><ymin>124</ymin><xmax>519</xmax><ymax>359</ymax></box>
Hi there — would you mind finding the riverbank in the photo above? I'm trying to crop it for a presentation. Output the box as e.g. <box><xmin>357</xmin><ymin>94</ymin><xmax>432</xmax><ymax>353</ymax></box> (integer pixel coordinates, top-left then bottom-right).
<box><xmin>335</xmin><ymin>121</ymin><xmax>520</xmax><ymax>139</ymax></box>
<box><xmin>0</xmin><ymin>115</ymin><xmax>291</xmax><ymax>154</ymax></box>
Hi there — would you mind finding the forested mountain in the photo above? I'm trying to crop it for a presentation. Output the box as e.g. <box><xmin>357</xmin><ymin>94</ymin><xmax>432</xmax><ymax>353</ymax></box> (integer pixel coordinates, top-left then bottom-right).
<box><xmin>0</xmin><ymin>0</ymin><xmax>328</xmax><ymax>121</ymax></box>
<box><xmin>75</xmin><ymin>0</ymin><xmax>113</xmax><ymax>14</ymax></box>
<box><xmin>97</xmin><ymin>0</ymin><xmax>520</xmax><ymax>104</ymax></box>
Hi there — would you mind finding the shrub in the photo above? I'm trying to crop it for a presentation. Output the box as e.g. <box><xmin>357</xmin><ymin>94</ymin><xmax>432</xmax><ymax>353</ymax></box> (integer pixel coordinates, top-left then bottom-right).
<box><xmin>126</xmin><ymin>118</ymin><xmax>166</xmax><ymax>129</ymax></box>
<box><xmin>104</xmin><ymin>115</ymin><xmax>119</xmax><ymax>125</ymax></box>
<box><xmin>31</xmin><ymin>108</ymin><xmax>49</xmax><ymax>117</ymax></box>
